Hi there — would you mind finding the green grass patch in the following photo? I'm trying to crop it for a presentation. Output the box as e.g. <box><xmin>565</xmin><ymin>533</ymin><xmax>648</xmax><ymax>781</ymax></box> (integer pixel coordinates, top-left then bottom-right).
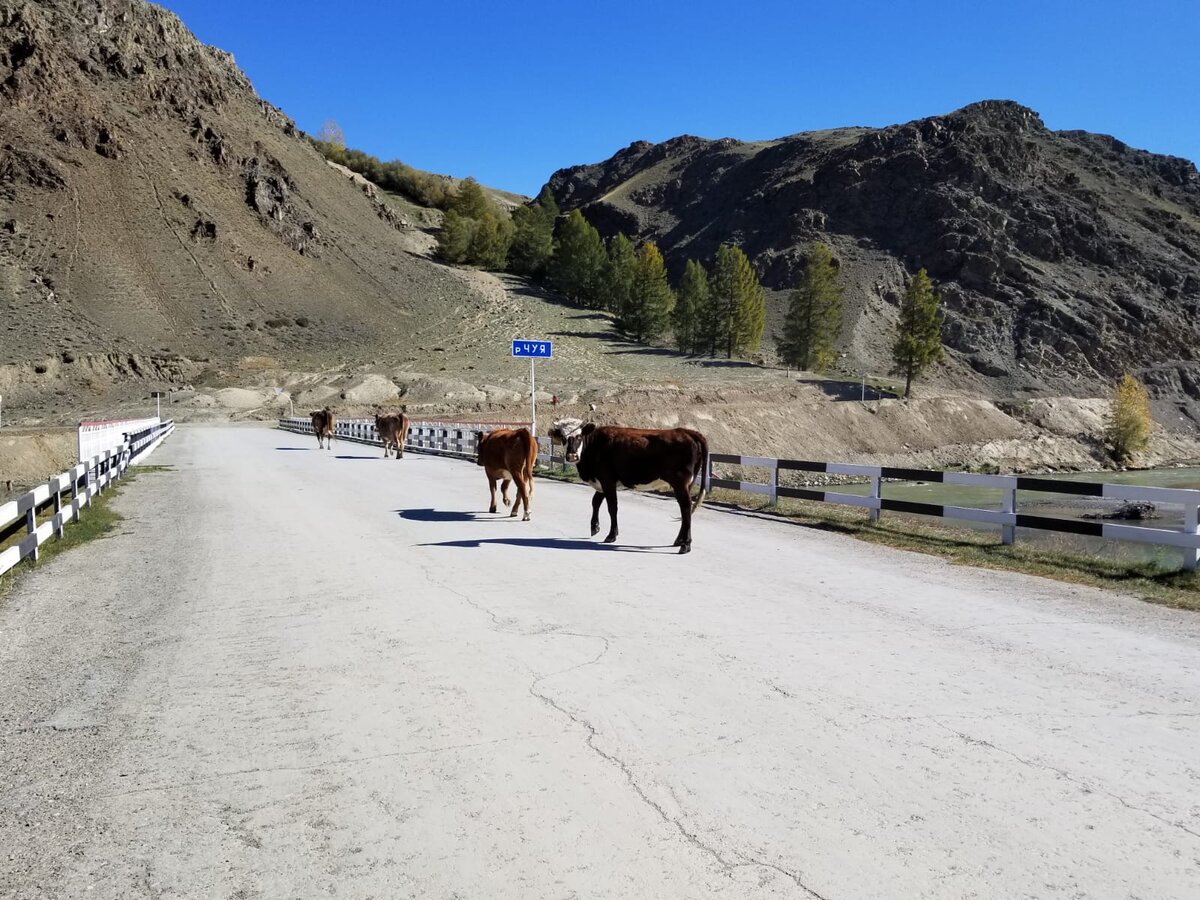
<box><xmin>707</xmin><ymin>488</ymin><xmax>1200</xmax><ymax>611</ymax></box>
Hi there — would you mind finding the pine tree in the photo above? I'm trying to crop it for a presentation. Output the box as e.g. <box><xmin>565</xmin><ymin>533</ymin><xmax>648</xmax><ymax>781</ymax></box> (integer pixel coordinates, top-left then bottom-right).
<box><xmin>624</xmin><ymin>242</ymin><xmax>675</xmax><ymax>343</ymax></box>
<box><xmin>1105</xmin><ymin>373</ymin><xmax>1152</xmax><ymax>464</ymax></box>
<box><xmin>507</xmin><ymin>185</ymin><xmax>558</xmax><ymax>277</ymax></box>
<box><xmin>601</xmin><ymin>233</ymin><xmax>637</xmax><ymax>319</ymax></box>
<box><xmin>891</xmin><ymin>268</ymin><xmax>945</xmax><ymax>398</ymax></box>
<box><xmin>548</xmin><ymin>210</ymin><xmax>607</xmax><ymax>307</ymax></box>
<box><xmin>450</xmin><ymin>177</ymin><xmax>491</xmax><ymax>220</ymax></box>
<box><xmin>436</xmin><ymin>209</ymin><xmax>474</xmax><ymax>264</ymax></box>
<box><xmin>469</xmin><ymin>212</ymin><xmax>514</xmax><ymax>269</ymax></box>
<box><xmin>709</xmin><ymin>244</ymin><xmax>765</xmax><ymax>357</ymax></box>
<box><xmin>673</xmin><ymin>259</ymin><xmax>709</xmax><ymax>353</ymax></box>
<box><xmin>777</xmin><ymin>244</ymin><xmax>844</xmax><ymax>371</ymax></box>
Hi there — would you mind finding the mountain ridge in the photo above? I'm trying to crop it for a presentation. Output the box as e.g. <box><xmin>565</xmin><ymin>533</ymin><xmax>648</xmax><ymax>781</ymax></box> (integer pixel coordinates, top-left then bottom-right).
<box><xmin>546</xmin><ymin>100</ymin><xmax>1200</xmax><ymax>398</ymax></box>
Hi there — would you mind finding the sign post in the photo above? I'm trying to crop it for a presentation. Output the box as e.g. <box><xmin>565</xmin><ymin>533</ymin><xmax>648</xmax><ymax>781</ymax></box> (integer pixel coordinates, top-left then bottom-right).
<box><xmin>511</xmin><ymin>340</ymin><xmax>553</xmax><ymax>438</ymax></box>
<box><xmin>151</xmin><ymin>390</ymin><xmax>167</xmax><ymax>420</ymax></box>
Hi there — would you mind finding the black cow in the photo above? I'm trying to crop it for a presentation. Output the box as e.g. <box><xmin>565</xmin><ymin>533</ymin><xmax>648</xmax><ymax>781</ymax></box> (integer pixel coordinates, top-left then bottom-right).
<box><xmin>549</xmin><ymin>418</ymin><xmax>709</xmax><ymax>554</ymax></box>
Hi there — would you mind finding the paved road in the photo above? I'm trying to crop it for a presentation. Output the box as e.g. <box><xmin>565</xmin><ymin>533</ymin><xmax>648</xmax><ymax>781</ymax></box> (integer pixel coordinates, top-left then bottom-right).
<box><xmin>2</xmin><ymin>426</ymin><xmax>1199</xmax><ymax>899</ymax></box>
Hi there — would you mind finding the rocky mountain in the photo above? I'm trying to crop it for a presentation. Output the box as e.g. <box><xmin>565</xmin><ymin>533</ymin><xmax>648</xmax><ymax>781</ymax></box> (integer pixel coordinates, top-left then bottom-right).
<box><xmin>547</xmin><ymin>101</ymin><xmax>1200</xmax><ymax>399</ymax></box>
<box><xmin>0</xmin><ymin>0</ymin><xmax>490</xmax><ymax>376</ymax></box>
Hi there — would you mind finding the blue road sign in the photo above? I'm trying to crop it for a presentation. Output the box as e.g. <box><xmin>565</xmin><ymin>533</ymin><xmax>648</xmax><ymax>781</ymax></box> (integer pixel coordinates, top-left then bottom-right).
<box><xmin>512</xmin><ymin>340</ymin><xmax>553</xmax><ymax>358</ymax></box>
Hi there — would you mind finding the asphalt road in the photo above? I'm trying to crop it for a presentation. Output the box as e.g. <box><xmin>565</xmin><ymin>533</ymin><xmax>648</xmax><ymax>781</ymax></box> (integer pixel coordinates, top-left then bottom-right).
<box><xmin>2</xmin><ymin>425</ymin><xmax>1199</xmax><ymax>899</ymax></box>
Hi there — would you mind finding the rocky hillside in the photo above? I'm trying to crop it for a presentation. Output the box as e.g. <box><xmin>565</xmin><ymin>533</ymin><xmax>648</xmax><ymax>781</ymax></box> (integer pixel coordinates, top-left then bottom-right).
<box><xmin>547</xmin><ymin>102</ymin><xmax>1200</xmax><ymax>399</ymax></box>
<box><xmin>0</xmin><ymin>0</ymin><xmax>490</xmax><ymax>372</ymax></box>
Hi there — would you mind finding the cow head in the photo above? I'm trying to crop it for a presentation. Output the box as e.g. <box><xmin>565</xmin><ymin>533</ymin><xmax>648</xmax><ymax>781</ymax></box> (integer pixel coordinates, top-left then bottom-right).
<box><xmin>550</xmin><ymin>418</ymin><xmax>593</xmax><ymax>463</ymax></box>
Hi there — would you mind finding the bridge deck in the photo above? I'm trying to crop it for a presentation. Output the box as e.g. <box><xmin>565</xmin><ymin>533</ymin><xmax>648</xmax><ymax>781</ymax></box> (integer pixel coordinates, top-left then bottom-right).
<box><xmin>2</xmin><ymin>425</ymin><xmax>1199</xmax><ymax>898</ymax></box>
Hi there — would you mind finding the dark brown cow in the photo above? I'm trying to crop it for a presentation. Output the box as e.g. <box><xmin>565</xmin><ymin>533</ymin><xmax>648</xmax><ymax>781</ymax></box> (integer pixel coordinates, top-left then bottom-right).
<box><xmin>310</xmin><ymin>407</ymin><xmax>335</xmax><ymax>450</ymax></box>
<box><xmin>374</xmin><ymin>412</ymin><xmax>410</xmax><ymax>459</ymax></box>
<box><xmin>474</xmin><ymin>428</ymin><xmax>538</xmax><ymax>521</ymax></box>
<box><xmin>549</xmin><ymin>418</ymin><xmax>708</xmax><ymax>554</ymax></box>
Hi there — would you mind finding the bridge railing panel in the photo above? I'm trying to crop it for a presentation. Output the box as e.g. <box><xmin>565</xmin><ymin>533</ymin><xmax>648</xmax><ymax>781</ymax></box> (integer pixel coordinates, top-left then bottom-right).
<box><xmin>709</xmin><ymin>453</ymin><xmax>1200</xmax><ymax>571</ymax></box>
<box><xmin>1</xmin><ymin>421</ymin><xmax>175</xmax><ymax>577</ymax></box>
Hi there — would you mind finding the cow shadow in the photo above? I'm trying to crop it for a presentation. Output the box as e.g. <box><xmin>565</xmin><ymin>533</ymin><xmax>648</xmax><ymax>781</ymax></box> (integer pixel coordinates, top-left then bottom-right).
<box><xmin>419</xmin><ymin>536</ymin><xmax>672</xmax><ymax>553</ymax></box>
<box><xmin>397</xmin><ymin>508</ymin><xmax>495</xmax><ymax>523</ymax></box>
<box><xmin>275</xmin><ymin>447</ymin><xmax>310</xmax><ymax>451</ymax></box>
<box><xmin>335</xmin><ymin>455</ymin><xmax>378</xmax><ymax>460</ymax></box>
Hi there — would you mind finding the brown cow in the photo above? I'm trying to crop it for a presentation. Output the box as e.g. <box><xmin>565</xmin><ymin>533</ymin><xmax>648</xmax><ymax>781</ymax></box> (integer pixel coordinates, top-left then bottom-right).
<box><xmin>374</xmin><ymin>411</ymin><xmax>410</xmax><ymax>459</ymax></box>
<box><xmin>310</xmin><ymin>407</ymin><xmax>335</xmax><ymax>450</ymax></box>
<box><xmin>549</xmin><ymin>418</ymin><xmax>708</xmax><ymax>554</ymax></box>
<box><xmin>474</xmin><ymin>428</ymin><xmax>538</xmax><ymax>521</ymax></box>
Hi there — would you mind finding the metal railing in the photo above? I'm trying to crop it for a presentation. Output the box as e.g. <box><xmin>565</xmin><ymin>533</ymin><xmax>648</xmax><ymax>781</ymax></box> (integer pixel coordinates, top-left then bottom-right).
<box><xmin>0</xmin><ymin>420</ymin><xmax>175</xmax><ymax>576</ymax></box>
<box><xmin>277</xmin><ymin>417</ymin><xmax>567</xmax><ymax>465</ymax></box>
<box><xmin>708</xmin><ymin>453</ymin><xmax>1200</xmax><ymax>571</ymax></box>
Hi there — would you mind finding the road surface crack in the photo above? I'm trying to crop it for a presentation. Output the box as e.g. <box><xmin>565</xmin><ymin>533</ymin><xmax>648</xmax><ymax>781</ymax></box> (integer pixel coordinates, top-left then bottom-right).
<box><xmin>936</xmin><ymin>722</ymin><xmax>1200</xmax><ymax>842</ymax></box>
<box><xmin>529</xmin><ymin>639</ymin><xmax>830</xmax><ymax>899</ymax></box>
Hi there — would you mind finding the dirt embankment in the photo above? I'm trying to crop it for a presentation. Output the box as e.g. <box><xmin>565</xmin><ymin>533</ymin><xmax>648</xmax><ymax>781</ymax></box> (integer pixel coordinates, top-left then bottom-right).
<box><xmin>0</xmin><ymin>429</ymin><xmax>78</xmax><ymax>500</ymax></box>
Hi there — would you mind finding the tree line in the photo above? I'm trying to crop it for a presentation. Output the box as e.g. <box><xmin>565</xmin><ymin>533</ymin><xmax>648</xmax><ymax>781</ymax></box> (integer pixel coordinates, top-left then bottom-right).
<box><xmin>435</xmin><ymin>180</ymin><xmax>945</xmax><ymax>395</ymax></box>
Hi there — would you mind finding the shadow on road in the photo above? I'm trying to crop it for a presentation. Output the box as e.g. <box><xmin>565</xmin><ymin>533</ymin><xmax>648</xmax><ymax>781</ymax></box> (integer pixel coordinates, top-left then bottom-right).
<box><xmin>335</xmin><ymin>455</ymin><xmax>378</xmax><ymax>460</ymax></box>
<box><xmin>420</xmin><ymin>536</ymin><xmax>672</xmax><ymax>553</ymax></box>
<box><xmin>275</xmin><ymin>447</ymin><xmax>311</xmax><ymax>451</ymax></box>
<box><xmin>397</xmin><ymin>508</ymin><xmax>499</xmax><ymax>523</ymax></box>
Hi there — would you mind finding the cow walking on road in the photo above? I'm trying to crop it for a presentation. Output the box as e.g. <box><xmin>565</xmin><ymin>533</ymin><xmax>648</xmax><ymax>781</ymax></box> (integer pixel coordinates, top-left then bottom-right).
<box><xmin>375</xmin><ymin>411</ymin><xmax>410</xmax><ymax>459</ymax></box>
<box><xmin>550</xmin><ymin>418</ymin><xmax>708</xmax><ymax>554</ymax></box>
<box><xmin>311</xmin><ymin>407</ymin><xmax>335</xmax><ymax>450</ymax></box>
<box><xmin>474</xmin><ymin>428</ymin><xmax>538</xmax><ymax>521</ymax></box>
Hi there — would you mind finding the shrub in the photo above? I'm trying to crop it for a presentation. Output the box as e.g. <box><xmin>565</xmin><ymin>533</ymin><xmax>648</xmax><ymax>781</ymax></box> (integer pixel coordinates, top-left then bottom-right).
<box><xmin>1105</xmin><ymin>373</ymin><xmax>1152</xmax><ymax>464</ymax></box>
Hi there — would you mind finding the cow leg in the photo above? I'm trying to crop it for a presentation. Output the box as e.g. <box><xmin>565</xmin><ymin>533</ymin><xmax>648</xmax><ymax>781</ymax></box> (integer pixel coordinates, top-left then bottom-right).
<box><xmin>508</xmin><ymin>475</ymin><xmax>523</xmax><ymax>518</ymax></box>
<box><xmin>671</xmin><ymin>481</ymin><xmax>693</xmax><ymax>554</ymax></box>
<box><xmin>602</xmin><ymin>483</ymin><xmax>619</xmax><ymax>544</ymax></box>
<box><xmin>590</xmin><ymin>490</ymin><xmax>604</xmax><ymax>536</ymax></box>
<box><xmin>500</xmin><ymin>479</ymin><xmax>512</xmax><ymax>508</ymax></box>
<box><xmin>488</xmin><ymin>476</ymin><xmax>498</xmax><ymax>514</ymax></box>
<box><xmin>516</xmin><ymin>476</ymin><xmax>531</xmax><ymax>521</ymax></box>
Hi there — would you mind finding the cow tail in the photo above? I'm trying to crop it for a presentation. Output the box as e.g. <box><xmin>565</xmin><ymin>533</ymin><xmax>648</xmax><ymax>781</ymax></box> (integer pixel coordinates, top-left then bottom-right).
<box><xmin>692</xmin><ymin>432</ymin><xmax>709</xmax><ymax>513</ymax></box>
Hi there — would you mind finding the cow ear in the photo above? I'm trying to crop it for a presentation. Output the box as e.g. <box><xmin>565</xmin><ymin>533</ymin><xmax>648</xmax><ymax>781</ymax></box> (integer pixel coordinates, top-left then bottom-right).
<box><xmin>581</xmin><ymin>423</ymin><xmax>596</xmax><ymax>436</ymax></box>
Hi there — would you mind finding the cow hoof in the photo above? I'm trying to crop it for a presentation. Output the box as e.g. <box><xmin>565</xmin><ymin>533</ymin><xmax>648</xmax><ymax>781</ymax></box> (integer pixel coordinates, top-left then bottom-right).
<box><xmin>603</xmin><ymin>535</ymin><xmax>617</xmax><ymax>544</ymax></box>
<box><xmin>522</xmin><ymin>514</ymin><xmax>531</xmax><ymax>522</ymax></box>
<box><xmin>489</xmin><ymin>506</ymin><xmax>497</xmax><ymax>514</ymax></box>
<box><xmin>509</xmin><ymin>511</ymin><xmax>519</xmax><ymax>518</ymax></box>
<box><xmin>678</xmin><ymin>544</ymin><xmax>691</xmax><ymax>555</ymax></box>
<box><xmin>590</xmin><ymin>525</ymin><xmax>600</xmax><ymax>537</ymax></box>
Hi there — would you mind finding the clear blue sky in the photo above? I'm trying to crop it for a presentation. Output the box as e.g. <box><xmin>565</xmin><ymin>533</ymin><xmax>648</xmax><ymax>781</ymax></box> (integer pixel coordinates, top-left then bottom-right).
<box><xmin>159</xmin><ymin>0</ymin><xmax>1198</xmax><ymax>196</ymax></box>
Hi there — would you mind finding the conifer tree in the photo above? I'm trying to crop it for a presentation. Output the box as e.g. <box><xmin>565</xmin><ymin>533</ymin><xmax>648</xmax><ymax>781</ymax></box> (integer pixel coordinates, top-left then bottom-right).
<box><xmin>624</xmin><ymin>242</ymin><xmax>675</xmax><ymax>343</ymax></box>
<box><xmin>507</xmin><ymin>185</ymin><xmax>558</xmax><ymax>277</ymax></box>
<box><xmin>673</xmin><ymin>259</ymin><xmax>709</xmax><ymax>353</ymax></box>
<box><xmin>450</xmin><ymin>177</ymin><xmax>491</xmax><ymax>220</ymax></box>
<box><xmin>469</xmin><ymin>212</ymin><xmax>514</xmax><ymax>269</ymax></box>
<box><xmin>548</xmin><ymin>210</ymin><xmax>607</xmax><ymax>307</ymax></box>
<box><xmin>436</xmin><ymin>209</ymin><xmax>474</xmax><ymax>264</ymax></box>
<box><xmin>709</xmin><ymin>244</ymin><xmax>765</xmax><ymax>357</ymax></box>
<box><xmin>1105</xmin><ymin>373</ymin><xmax>1152</xmax><ymax>464</ymax></box>
<box><xmin>601</xmin><ymin>233</ymin><xmax>637</xmax><ymax>319</ymax></box>
<box><xmin>777</xmin><ymin>244</ymin><xmax>844</xmax><ymax>371</ymax></box>
<box><xmin>891</xmin><ymin>268</ymin><xmax>945</xmax><ymax>398</ymax></box>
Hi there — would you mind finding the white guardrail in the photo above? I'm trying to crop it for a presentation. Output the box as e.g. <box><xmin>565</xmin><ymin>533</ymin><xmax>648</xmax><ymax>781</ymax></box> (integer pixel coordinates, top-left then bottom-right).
<box><xmin>0</xmin><ymin>420</ymin><xmax>175</xmax><ymax>577</ymax></box>
<box><xmin>278</xmin><ymin>416</ymin><xmax>568</xmax><ymax>466</ymax></box>
<box><xmin>277</xmin><ymin>417</ymin><xmax>1200</xmax><ymax>571</ymax></box>
<box><xmin>708</xmin><ymin>454</ymin><xmax>1200</xmax><ymax>571</ymax></box>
